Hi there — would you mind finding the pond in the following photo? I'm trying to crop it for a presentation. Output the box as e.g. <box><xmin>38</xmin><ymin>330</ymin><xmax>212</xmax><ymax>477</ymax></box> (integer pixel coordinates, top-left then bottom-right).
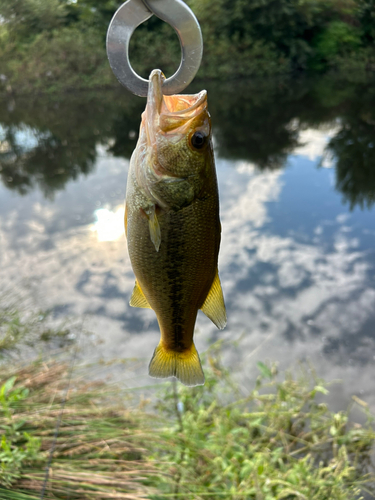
<box><xmin>1</xmin><ymin>75</ymin><xmax>375</xmax><ymax>410</ymax></box>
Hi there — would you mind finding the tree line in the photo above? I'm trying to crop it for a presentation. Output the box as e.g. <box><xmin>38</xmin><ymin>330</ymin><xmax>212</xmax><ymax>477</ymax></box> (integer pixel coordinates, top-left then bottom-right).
<box><xmin>0</xmin><ymin>0</ymin><xmax>374</xmax><ymax>92</ymax></box>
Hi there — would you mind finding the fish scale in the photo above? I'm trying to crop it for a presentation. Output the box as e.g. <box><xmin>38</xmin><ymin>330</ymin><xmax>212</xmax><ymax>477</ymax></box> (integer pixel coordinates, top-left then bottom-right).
<box><xmin>125</xmin><ymin>69</ymin><xmax>226</xmax><ymax>386</ymax></box>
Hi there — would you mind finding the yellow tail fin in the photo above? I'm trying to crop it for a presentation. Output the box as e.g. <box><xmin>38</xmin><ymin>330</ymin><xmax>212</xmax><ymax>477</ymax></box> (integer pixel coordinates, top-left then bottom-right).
<box><xmin>148</xmin><ymin>342</ymin><xmax>204</xmax><ymax>387</ymax></box>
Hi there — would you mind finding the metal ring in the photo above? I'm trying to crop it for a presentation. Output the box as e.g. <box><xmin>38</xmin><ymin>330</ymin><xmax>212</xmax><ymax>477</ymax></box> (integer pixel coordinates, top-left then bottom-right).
<box><xmin>106</xmin><ymin>0</ymin><xmax>203</xmax><ymax>97</ymax></box>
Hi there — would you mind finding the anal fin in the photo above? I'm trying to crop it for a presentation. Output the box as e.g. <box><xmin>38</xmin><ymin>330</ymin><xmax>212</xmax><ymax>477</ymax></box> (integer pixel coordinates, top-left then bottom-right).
<box><xmin>130</xmin><ymin>281</ymin><xmax>151</xmax><ymax>309</ymax></box>
<box><xmin>149</xmin><ymin>342</ymin><xmax>204</xmax><ymax>387</ymax></box>
<box><xmin>200</xmin><ymin>269</ymin><xmax>227</xmax><ymax>329</ymax></box>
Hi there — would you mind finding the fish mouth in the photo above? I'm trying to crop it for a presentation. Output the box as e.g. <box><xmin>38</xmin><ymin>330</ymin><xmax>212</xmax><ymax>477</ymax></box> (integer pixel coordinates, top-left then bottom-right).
<box><xmin>143</xmin><ymin>69</ymin><xmax>209</xmax><ymax>148</ymax></box>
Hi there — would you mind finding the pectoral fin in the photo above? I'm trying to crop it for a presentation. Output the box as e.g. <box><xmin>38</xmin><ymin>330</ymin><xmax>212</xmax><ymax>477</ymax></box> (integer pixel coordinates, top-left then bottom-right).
<box><xmin>144</xmin><ymin>205</ymin><xmax>161</xmax><ymax>252</ymax></box>
<box><xmin>200</xmin><ymin>269</ymin><xmax>227</xmax><ymax>329</ymax></box>
<box><xmin>130</xmin><ymin>281</ymin><xmax>151</xmax><ymax>309</ymax></box>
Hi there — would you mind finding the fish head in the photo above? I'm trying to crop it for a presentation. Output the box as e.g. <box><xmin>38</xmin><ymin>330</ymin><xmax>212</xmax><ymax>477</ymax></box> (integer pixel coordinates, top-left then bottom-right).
<box><xmin>142</xmin><ymin>69</ymin><xmax>212</xmax><ymax>181</ymax></box>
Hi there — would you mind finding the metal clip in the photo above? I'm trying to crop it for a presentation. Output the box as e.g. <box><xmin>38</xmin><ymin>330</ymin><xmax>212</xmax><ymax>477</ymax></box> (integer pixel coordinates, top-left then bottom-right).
<box><xmin>106</xmin><ymin>0</ymin><xmax>203</xmax><ymax>97</ymax></box>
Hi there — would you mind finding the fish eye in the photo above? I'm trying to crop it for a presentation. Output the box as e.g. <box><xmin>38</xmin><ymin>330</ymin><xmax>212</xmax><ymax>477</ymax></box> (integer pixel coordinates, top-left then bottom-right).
<box><xmin>190</xmin><ymin>131</ymin><xmax>207</xmax><ymax>150</ymax></box>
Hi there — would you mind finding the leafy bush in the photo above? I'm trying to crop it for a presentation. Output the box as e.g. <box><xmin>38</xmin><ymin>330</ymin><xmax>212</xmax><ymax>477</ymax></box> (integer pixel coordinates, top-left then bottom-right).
<box><xmin>2</xmin><ymin>25</ymin><xmax>115</xmax><ymax>93</ymax></box>
<box><xmin>0</xmin><ymin>376</ymin><xmax>43</xmax><ymax>488</ymax></box>
<box><xmin>311</xmin><ymin>21</ymin><xmax>363</xmax><ymax>70</ymax></box>
<box><xmin>153</xmin><ymin>357</ymin><xmax>375</xmax><ymax>499</ymax></box>
<box><xmin>356</xmin><ymin>0</ymin><xmax>375</xmax><ymax>42</ymax></box>
<box><xmin>0</xmin><ymin>0</ymin><xmax>66</xmax><ymax>42</ymax></box>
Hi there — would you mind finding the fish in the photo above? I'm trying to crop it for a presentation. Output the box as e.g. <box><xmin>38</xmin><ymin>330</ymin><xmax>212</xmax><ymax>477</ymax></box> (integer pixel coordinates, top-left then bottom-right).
<box><xmin>125</xmin><ymin>69</ymin><xmax>226</xmax><ymax>386</ymax></box>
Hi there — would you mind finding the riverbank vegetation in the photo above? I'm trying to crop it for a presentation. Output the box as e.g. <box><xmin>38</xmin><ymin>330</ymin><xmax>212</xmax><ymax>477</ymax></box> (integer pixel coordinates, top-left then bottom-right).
<box><xmin>1</xmin><ymin>327</ymin><xmax>375</xmax><ymax>498</ymax></box>
<box><xmin>0</xmin><ymin>0</ymin><xmax>375</xmax><ymax>93</ymax></box>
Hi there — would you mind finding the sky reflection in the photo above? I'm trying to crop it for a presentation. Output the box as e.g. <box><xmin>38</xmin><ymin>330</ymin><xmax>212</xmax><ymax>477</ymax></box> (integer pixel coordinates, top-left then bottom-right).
<box><xmin>91</xmin><ymin>206</ymin><xmax>125</xmax><ymax>242</ymax></box>
<box><xmin>1</xmin><ymin>78</ymin><xmax>375</xmax><ymax>408</ymax></box>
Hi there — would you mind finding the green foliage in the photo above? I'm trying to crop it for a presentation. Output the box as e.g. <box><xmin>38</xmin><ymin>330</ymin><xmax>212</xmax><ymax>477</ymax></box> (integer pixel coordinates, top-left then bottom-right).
<box><xmin>0</xmin><ymin>361</ymin><xmax>156</xmax><ymax>498</ymax></box>
<box><xmin>0</xmin><ymin>376</ymin><xmax>29</xmax><ymax>416</ymax></box>
<box><xmin>356</xmin><ymin>0</ymin><xmax>375</xmax><ymax>42</ymax></box>
<box><xmin>136</xmin><ymin>0</ymin><xmax>368</xmax><ymax>76</ymax></box>
<box><xmin>64</xmin><ymin>0</ymin><xmax>122</xmax><ymax>36</ymax></box>
<box><xmin>0</xmin><ymin>0</ymin><xmax>374</xmax><ymax>90</ymax></box>
<box><xmin>0</xmin><ymin>0</ymin><xmax>66</xmax><ymax>42</ymax></box>
<box><xmin>129</xmin><ymin>17</ymin><xmax>182</xmax><ymax>80</ymax></box>
<box><xmin>191</xmin><ymin>0</ymin><xmax>315</xmax><ymax>68</ymax></box>
<box><xmin>153</xmin><ymin>357</ymin><xmax>375</xmax><ymax>499</ymax></box>
<box><xmin>310</xmin><ymin>21</ymin><xmax>362</xmax><ymax>70</ymax></box>
<box><xmin>0</xmin><ymin>377</ymin><xmax>43</xmax><ymax>488</ymax></box>
<box><xmin>2</xmin><ymin>24</ymin><xmax>114</xmax><ymax>94</ymax></box>
<box><xmin>0</xmin><ymin>356</ymin><xmax>374</xmax><ymax>498</ymax></box>
<box><xmin>187</xmin><ymin>0</ymin><xmax>291</xmax><ymax>77</ymax></box>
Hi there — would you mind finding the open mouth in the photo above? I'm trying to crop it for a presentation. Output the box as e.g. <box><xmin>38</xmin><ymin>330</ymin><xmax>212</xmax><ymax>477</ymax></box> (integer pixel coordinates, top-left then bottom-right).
<box><xmin>145</xmin><ymin>69</ymin><xmax>209</xmax><ymax>138</ymax></box>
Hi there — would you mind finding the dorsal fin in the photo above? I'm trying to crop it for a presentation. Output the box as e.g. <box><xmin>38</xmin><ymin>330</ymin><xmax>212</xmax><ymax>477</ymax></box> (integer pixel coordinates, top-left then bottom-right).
<box><xmin>200</xmin><ymin>269</ymin><xmax>227</xmax><ymax>329</ymax></box>
<box><xmin>129</xmin><ymin>281</ymin><xmax>151</xmax><ymax>309</ymax></box>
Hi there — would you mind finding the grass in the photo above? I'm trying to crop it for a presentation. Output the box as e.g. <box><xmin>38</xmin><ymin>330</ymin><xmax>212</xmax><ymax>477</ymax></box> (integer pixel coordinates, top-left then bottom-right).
<box><xmin>0</xmin><ymin>349</ymin><xmax>374</xmax><ymax>499</ymax></box>
<box><xmin>0</xmin><ymin>360</ymin><xmax>159</xmax><ymax>499</ymax></box>
<box><xmin>154</xmin><ymin>356</ymin><xmax>375</xmax><ymax>499</ymax></box>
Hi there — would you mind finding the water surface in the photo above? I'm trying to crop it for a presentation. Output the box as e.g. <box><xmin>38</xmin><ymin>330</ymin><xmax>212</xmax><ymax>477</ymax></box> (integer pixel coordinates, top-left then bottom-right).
<box><xmin>1</xmin><ymin>76</ymin><xmax>375</xmax><ymax>409</ymax></box>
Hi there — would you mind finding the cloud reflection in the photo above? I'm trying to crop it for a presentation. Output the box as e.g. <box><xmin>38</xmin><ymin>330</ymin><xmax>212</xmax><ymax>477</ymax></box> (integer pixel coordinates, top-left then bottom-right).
<box><xmin>1</xmin><ymin>104</ymin><xmax>375</xmax><ymax>405</ymax></box>
<box><xmin>294</xmin><ymin>126</ymin><xmax>339</xmax><ymax>167</ymax></box>
<box><xmin>212</xmin><ymin>155</ymin><xmax>375</xmax><ymax>409</ymax></box>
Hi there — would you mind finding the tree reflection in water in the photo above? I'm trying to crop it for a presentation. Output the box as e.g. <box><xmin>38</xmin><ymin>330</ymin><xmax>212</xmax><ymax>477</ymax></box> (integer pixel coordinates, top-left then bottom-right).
<box><xmin>0</xmin><ymin>93</ymin><xmax>144</xmax><ymax>198</ymax></box>
<box><xmin>325</xmin><ymin>86</ymin><xmax>375</xmax><ymax>210</ymax></box>
<box><xmin>0</xmin><ymin>76</ymin><xmax>375</xmax><ymax>208</ymax></box>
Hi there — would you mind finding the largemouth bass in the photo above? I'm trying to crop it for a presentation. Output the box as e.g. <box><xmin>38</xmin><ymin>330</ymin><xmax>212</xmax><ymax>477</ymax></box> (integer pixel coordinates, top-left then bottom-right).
<box><xmin>125</xmin><ymin>69</ymin><xmax>226</xmax><ymax>386</ymax></box>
